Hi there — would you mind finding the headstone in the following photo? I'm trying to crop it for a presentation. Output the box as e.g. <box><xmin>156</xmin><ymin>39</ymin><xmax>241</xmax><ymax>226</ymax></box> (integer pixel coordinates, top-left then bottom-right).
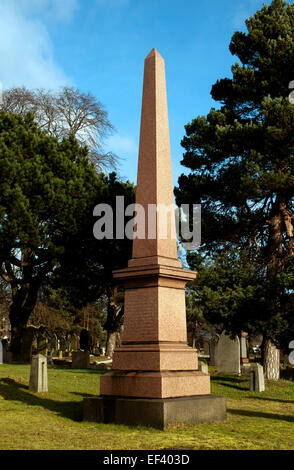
<box><xmin>250</xmin><ymin>364</ymin><xmax>265</xmax><ymax>392</ymax></box>
<box><xmin>0</xmin><ymin>341</ymin><xmax>3</xmax><ymax>364</ymax></box>
<box><xmin>240</xmin><ymin>332</ymin><xmax>249</xmax><ymax>364</ymax></box>
<box><xmin>29</xmin><ymin>354</ymin><xmax>48</xmax><ymax>393</ymax></box>
<box><xmin>216</xmin><ymin>331</ymin><xmax>241</xmax><ymax>374</ymax></box>
<box><xmin>198</xmin><ymin>360</ymin><xmax>208</xmax><ymax>374</ymax></box>
<box><xmin>72</xmin><ymin>350</ymin><xmax>90</xmax><ymax>369</ymax></box>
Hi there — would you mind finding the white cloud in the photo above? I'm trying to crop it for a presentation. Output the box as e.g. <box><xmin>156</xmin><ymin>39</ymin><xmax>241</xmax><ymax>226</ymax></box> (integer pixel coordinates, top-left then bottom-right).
<box><xmin>0</xmin><ymin>0</ymin><xmax>78</xmax><ymax>90</ymax></box>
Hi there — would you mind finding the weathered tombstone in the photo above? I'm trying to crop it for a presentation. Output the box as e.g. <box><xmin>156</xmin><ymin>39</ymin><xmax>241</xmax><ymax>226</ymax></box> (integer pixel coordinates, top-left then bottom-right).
<box><xmin>216</xmin><ymin>331</ymin><xmax>241</xmax><ymax>374</ymax></box>
<box><xmin>250</xmin><ymin>364</ymin><xmax>265</xmax><ymax>392</ymax></box>
<box><xmin>72</xmin><ymin>350</ymin><xmax>90</xmax><ymax>369</ymax></box>
<box><xmin>198</xmin><ymin>360</ymin><xmax>208</xmax><ymax>374</ymax></box>
<box><xmin>29</xmin><ymin>354</ymin><xmax>48</xmax><ymax>393</ymax></box>
<box><xmin>0</xmin><ymin>341</ymin><xmax>3</xmax><ymax>364</ymax></box>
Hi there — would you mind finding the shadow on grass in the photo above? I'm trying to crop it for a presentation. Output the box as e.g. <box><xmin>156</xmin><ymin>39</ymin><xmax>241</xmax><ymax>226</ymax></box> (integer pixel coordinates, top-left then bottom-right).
<box><xmin>214</xmin><ymin>382</ymin><xmax>247</xmax><ymax>391</ymax></box>
<box><xmin>70</xmin><ymin>391</ymin><xmax>97</xmax><ymax>398</ymax></box>
<box><xmin>211</xmin><ymin>376</ymin><xmax>247</xmax><ymax>391</ymax></box>
<box><xmin>247</xmin><ymin>396</ymin><xmax>294</xmax><ymax>404</ymax></box>
<box><xmin>227</xmin><ymin>408</ymin><xmax>294</xmax><ymax>422</ymax></box>
<box><xmin>69</xmin><ymin>369</ymin><xmax>108</xmax><ymax>374</ymax></box>
<box><xmin>211</xmin><ymin>376</ymin><xmax>245</xmax><ymax>383</ymax></box>
<box><xmin>0</xmin><ymin>377</ymin><xmax>87</xmax><ymax>422</ymax></box>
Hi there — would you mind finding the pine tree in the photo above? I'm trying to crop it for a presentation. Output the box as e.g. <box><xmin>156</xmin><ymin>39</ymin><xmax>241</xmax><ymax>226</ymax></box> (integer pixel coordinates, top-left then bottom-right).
<box><xmin>175</xmin><ymin>0</ymin><xmax>294</xmax><ymax>379</ymax></box>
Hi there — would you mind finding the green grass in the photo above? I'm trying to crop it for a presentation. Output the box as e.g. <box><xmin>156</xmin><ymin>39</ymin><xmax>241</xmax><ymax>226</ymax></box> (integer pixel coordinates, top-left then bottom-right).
<box><xmin>0</xmin><ymin>364</ymin><xmax>293</xmax><ymax>450</ymax></box>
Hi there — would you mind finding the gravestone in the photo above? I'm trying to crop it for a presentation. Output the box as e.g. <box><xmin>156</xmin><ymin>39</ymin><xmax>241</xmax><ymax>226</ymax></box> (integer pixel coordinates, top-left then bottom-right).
<box><xmin>29</xmin><ymin>354</ymin><xmax>48</xmax><ymax>393</ymax></box>
<box><xmin>216</xmin><ymin>331</ymin><xmax>241</xmax><ymax>374</ymax></box>
<box><xmin>72</xmin><ymin>350</ymin><xmax>90</xmax><ymax>369</ymax></box>
<box><xmin>250</xmin><ymin>364</ymin><xmax>265</xmax><ymax>392</ymax></box>
<box><xmin>198</xmin><ymin>360</ymin><xmax>208</xmax><ymax>374</ymax></box>
<box><xmin>0</xmin><ymin>341</ymin><xmax>3</xmax><ymax>364</ymax></box>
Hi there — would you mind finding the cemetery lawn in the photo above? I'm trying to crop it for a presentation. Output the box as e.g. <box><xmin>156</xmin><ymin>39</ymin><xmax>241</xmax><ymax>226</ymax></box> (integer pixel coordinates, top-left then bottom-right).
<box><xmin>0</xmin><ymin>364</ymin><xmax>293</xmax><ymax>450</ymax></box>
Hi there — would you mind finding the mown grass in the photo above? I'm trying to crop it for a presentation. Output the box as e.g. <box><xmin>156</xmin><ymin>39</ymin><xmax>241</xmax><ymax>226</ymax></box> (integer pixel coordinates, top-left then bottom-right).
<box><xmin>0</xmin><ymin>364</ymin><xmax>293</xmax><ymax>450</ymax></box>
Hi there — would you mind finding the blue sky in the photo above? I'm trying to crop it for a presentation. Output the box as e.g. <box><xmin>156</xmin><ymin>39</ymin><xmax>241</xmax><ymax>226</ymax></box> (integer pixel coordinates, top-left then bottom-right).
<box><xmin>0</xmin><ymin>0</ymin><xmax>266</xmax><ymax>186</ymax></box>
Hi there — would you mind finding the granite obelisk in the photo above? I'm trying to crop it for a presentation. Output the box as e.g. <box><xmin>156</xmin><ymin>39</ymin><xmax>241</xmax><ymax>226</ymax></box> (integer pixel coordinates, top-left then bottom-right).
<box><xmin>84</xmin><ymin>49</ymin><xmax>226</xmax><ymax>428</ymax></box>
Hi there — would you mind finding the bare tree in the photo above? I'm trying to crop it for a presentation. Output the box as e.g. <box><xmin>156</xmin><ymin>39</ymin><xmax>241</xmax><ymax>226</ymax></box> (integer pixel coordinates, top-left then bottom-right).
<box><xmin>1</xmin><ymin>86</ymin><xmax>118</xmax><ymax>172</ymax></box>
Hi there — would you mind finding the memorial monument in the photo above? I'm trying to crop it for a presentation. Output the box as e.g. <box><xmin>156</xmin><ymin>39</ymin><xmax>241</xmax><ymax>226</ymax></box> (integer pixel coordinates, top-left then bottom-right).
<box><xmin>84</xmin><ymin>48</ymin><xmax>226</xmax><ymax>428</ymax></box>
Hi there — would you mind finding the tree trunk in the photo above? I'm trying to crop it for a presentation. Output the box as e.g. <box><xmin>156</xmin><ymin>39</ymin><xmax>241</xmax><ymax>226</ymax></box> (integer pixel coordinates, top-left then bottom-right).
<box><xmin>9</xmin><ymin>282</ymin><xmax>39</xmax><ymax>362</ymax></box>
<box><xmin>9</xmin><ymin>324</ymin><xmax>36</xmax><ymax>363</ymax></box>
<box><xmin>105</xmin><ymin>331</ymin><xmax>117</xmax><ymax>358</ymax></box>
<box><xmin>263</xmin><ymin>338</ymin><xmax>280</xmax><ymax>380</ymax></box>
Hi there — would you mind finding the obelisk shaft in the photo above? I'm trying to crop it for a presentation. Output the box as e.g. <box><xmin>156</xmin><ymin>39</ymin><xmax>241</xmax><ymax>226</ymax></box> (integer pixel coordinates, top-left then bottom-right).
<box><xmin>132</xmin><ymin>48</ymin><xmax>178</xmax><ymax>261</ymax></box>
<box><xmin>100</xmin><ymin>49</ymin><xmax>207</xmax><ymax>400</ymax></box>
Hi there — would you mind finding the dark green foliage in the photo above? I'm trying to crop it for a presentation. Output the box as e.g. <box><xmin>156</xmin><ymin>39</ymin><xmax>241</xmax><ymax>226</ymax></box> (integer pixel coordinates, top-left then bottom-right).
<box><xmin>175</xmin><ymin>0</ymin><xmax>294</xmax><ymax>350</ymax></box>
<box><xmin>0</xmin><ymin>111</ymin><xmax>135</xmax><ymax>359</ymax></box>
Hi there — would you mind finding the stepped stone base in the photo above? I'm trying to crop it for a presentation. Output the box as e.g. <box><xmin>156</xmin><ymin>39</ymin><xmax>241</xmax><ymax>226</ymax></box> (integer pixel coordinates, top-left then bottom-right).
<box><xmin>100</xmin><ymin>370</ymin><xmax>210</xmax><ymax>398</ymax></box>
<box><xmin>83</xmin><ymin>394</ymin><xmax>226</xmax><ymax>429</ymax></box>
<box><xmin>112</xmin><ymin>344</ymin><xmax>198</xmax><ymax>371</ymax></box>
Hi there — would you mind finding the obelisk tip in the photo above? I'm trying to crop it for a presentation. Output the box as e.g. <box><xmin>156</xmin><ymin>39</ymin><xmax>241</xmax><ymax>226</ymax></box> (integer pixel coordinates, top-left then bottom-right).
<box><xmin>145</xmin><ymin>48</ymin><xmax>163</xmax><ymax>60</ymax></box>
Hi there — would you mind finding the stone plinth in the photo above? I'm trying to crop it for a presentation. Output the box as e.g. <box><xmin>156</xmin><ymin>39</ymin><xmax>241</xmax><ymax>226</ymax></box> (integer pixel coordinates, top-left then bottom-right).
<box><xmin>99</xmin><ymin>259</ymin><xmax>211</xmax><ymax>399</ymax></box>
<box><xmin>84</xmin><ymin>395</ymin><xmax>226</xmax><ymax>430</ymax></box>
<box><xmin>100</xmin><ymin>370</ymin><xmax>210</xmax><ymax>398</ymax></box>
<box><xmin>29</xmin><ymin>354</ymin><xmax>48</xmax><ymax>393</ymax></box>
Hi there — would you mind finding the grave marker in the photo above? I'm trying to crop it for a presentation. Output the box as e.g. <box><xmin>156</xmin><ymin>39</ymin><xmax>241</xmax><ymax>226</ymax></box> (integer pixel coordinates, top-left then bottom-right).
<box><xmin>29</xmin><ymin>354</ymin><xmax>48</xmax><ymax>393</ymax></box>
<box><xmin>216</xmin><ymin>331</ymin><xmax>241</xmax><ymax>374</ymax></box>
